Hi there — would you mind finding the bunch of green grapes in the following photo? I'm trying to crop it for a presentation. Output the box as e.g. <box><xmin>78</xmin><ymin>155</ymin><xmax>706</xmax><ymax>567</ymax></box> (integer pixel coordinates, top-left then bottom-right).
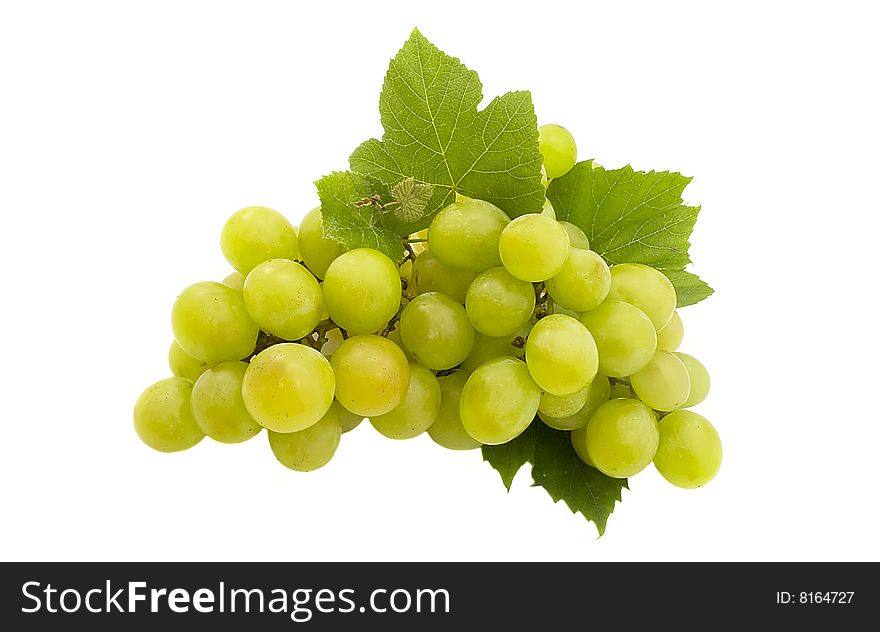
<box><xmin>134</xmin><ymin>123</ymin><xmax>720</xmax><ymax>492</ymax></box>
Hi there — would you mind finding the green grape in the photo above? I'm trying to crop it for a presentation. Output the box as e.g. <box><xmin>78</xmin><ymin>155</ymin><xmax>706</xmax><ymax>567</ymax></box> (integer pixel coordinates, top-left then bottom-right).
<box><xmin>461</xmin><ymin>327</ymin><xmax>528</xmax><ymax>373</ymax></box>
<box><xmin>243</xmin><ymin>259</ymin><xmax>323</xmax><ymax>340</ymax></box>
<box><xmin>383</xmin><ymin>320</ymin><xmax>411</xmax><ymax>360</ymax></box>
<box><xmin>465</xmin><ymin>267</ymin><xmax>535</xmax><ymax>337</ymax></box>
<box><xmin>191</xmin><ymin>361</ymin><xmax>261</xmax><ymax>443</ymax></box>
<box><xmin>399</xmin><ymin>259</ymin><xmax>413</xmax><ymax>285</ymax></box>
<box><xmin>335</xmin><ymin>401</ymin><xmax>365</xmax><ymax>433</ymax></box>
<box><xmin>459</xmin><ymin>357</ymin><xmax>540</xmax><ymax>445</ymax></box>
<box><xmin>538</xmin><ymin>124</ymin><xmax>577</xmax><ymax>179</ymax></box>
<box><xmin>541</xmin><ymin>199</ymin><xmax>556</xmax><ymax>219</ymax></box>
<box><xmin>657</xmin><ymin>310</ymin><xmax>684</xmax><ymax>351</ymax></box>
<box><xmin>242</xmin><ymin>343</ymin><xmax>335</xmax><ymax>433</ymax></box>
<box><xmin>570</xmin><ymin>424</ymin><xmax>594</xmax><ymax>467</ymax></box>
<box><xmin>538</xmin><ymin>386</ymin><xmax>589</xmax><ymax>419</ymax></box>
<box><xmin>410</xmin><ymin>251</ymin><xmax>478</xmax><ymax>304</ymax></box>
<box><xmin>498</xmin><ymin>214</ymin><xmax>570</xmax><ymax>282</ymax></box>
<box><xmin>297</xmin><ymin>207</ymin><xmax>347</xmax><ymax>279</ymax></box>
<box><xmin>545</xmin><ymin>248</ymin><xmax>611</xmax><ymax>312</ymax></box>
<box><xmin>558</xmin><ymin>221</ymin><xmax>589</xmax><ymax>250</ymax></box>
<box><xmin>607</xmin><ymin>263</ymin><xmax>677</xmax><ymax>330</ymax></box>
<box><xmin>220</xmin><ymin>206</ymin><xmax>299</xmax><ymax>275</ymax></box>
<box><xmin>580</xmin><ymin>301</ymin><xmax>657</xmax><ymax>377</ymax></box>
<box><xmin>630</xmin><ymin>351</ymin><xmax>691</xmax><ymax>412</ymax></box>
<box><xmin>370</xmin><ymin>363</ymin><xmax>441</xmax><ymax>439</ymax></box>
<box><xmin>171</xmin><ymin>282</ymin><xmax>259</xmax><ymax>363</ymax></box>
<box><xmin>268</xmin><ymin>405</ymin><xmax>342</xmax><ymax>472</ymax></box>
<box><xmin>168</xmin><ymin>341</ymin><xmax>214</xmax><ymax>382</ymax></box>
<box><xmin>427</xmin><ymin>199</ymin><xmax>509</xmax><ymax>272</ymax></box>
<box><xmin>675</xmin><ymin>352</ymin><xmax>711</xmax><ymax>407</ymax></box>
<box><xmin>331</xmin><ymin>335</ymin><xmax>410</xmax><ymax>417</ymax></box>
<box><xmin>323</xmin><ymin>248</ymin><xmax>401</xmax><ymax>335</ymax></box>
<box><xmin>428</xmin><ymin>371</ymin><xmax>481</xmax><ymax>450</ymax></box>
<box><xmin>222</xmin><ymin>271</ymin><xmax>244</xmax><ymax>293</ymax></box>
<box><xmin>550</xmin><ymin>302</ymin><xmax>580</xmax><ymax>319</ymax></box>
<box><xmin>525</xmin><ymin>314</ymin><xmax>598</xmax><ymax>396</ymax></box>
<box><xmin>583</xmin><ymin>398</ymin><xmax>659</xmax><ymax>478</ymax></box>
<box><xmin>540</xmin><ymin>165</ymin><xmax>549</xmax><ymax>188</ymax></box>
<box><xmin>133</xmin><ymin>377</ymin><xmax>204</xmax><ymax>452</ymax></box>
<box><xmin>654</xmin><ymin>410</ymin><xmax>722</xmax><ymax>488</ymax></box>
<box><xmin>540</xmin><ymin>374</ymin><xmax>611</xmax><ymax>431</ymax></box>
<box><xmin>399</xmin><ymin>293</ymin><xmax>474</xmax><ymax>370</ymax></box>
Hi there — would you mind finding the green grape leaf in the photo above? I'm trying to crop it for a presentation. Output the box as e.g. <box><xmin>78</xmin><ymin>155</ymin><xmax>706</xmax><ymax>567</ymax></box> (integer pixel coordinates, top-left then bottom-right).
<box><xmin>663</xmin><ymin>269</ymin><xmax>714</xmax><ymax>307</ymax></box>
<box><xmin>482</xmin><ymin>422</ymin><xmax>627</xmax><ymax>536</ymax></box>
<box><xmin>350</xmin><ymin>28</ymin><xmax>545</xmax><ymax>222</ymax></box>
<box><xmin>390</xmin><ymin>177</ymin><xmax>434</xmax><ymax>223</ymax></box>
<box><xmin>315</xmin><ymin>171</ymin><xmax>406</xmax><ymax>263</ymax></box>
<box><xmin>482</xmin><ymin>426</ymin><xmax>535</xmax><ymax>491</ymax></box>
<box><xmin>548</xmin><ymin>161</ymin><xmax>712</xmax><ymax>306</ymax></box>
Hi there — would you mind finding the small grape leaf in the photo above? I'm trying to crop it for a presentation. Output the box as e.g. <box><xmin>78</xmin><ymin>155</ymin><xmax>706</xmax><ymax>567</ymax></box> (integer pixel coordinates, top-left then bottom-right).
<box><xmin>482</xmin><ymin>422</ymin><xmax>627</xmax><ymax>536</ymax></box>
<box><xmin>548</xmin><ymin>160</ymin><xmax>711</xmax><ymax>306</ymax></box>
<box><xmin>315</xmin><ymin>171</ymin><xmax>406</xmax><ymax>263</ymax></box>
<box><xmin>390</xmin><ymin>177</ymin><xmax>434</xmax><ymax>223</ymax></box>
<box><xmin>663</xmin><ymin>269</ymin><xmax>714</xmax><ymax>307</ymax></box>
<box><xmin>350</xmin><ymin>28</ymin><xmax>545</xmax><ymax>222</ymax></box>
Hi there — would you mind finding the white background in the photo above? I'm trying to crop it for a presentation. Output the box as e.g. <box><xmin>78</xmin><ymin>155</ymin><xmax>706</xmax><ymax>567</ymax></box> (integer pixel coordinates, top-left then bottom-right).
<box><xmin>1</xmin><ymin>0</ymin><xmax>878</xmax><ymax>562</ymax></box>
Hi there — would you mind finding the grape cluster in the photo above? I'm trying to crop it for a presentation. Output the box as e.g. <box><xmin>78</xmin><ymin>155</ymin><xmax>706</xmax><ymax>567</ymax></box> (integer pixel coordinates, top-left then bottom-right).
<box><xmin>135</xmin><ymin>125</ymin><xmax>721</xmax><ymax>488</ymax></box>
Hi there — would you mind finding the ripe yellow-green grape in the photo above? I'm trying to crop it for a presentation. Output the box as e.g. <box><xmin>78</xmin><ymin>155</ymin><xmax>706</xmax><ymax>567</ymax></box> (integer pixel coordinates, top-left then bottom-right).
<box><xmin>268</xmin><ymin>405</ymin><xmax>342</xmax><ymax>472</ymax></box>
<box><xmin>323</xmin><ymin>248</ymin><xmax>401</xmax><ymax>335</ymax></box>
<box><xmin>133</xmin><ymin>377</ymin><xmax>204</xmax><ymax>453</ymax></box>
<box><xmin>168</xmin><ymin>341</ymin><xmax>214</xmax><ymax>382</ymax></box>
<box><xmin>582</xmin><ymin>398</ymin><xmax>659</xmax><ymax>478</ymax></box>
<box><xmin>545</xmin><ymin>248</ymin><xmax>611</xmax><ymax>312</ymax></box>
<box><xmin>243</xmin><ymin>259</ymin><xmax>323</xmax><ymax>340</ymax></box>
<box><xmin>191</xmin><ymin>361</ymin><xmax>261</xmax><ymax>443</ymax></box>
<box><xmin>607</xmin><ymin>263</ymin><xmax>677</xmax><ymax>330</ymax></box>
<box><xmin>558</xmin><ymin>221</ymin><xmax>589</xmax><ymax>250</ymax></box>
<box><xmin>220</xmin><ymin>206</ymin><xmax>299</xmax><ymax>275</ymax></box>
<box><xmin>630</xmin><ymin>351</ymin><xmax>691</xmax><ymax>412</ymax></box>
<box><xmin>427</xmin><ymin>199</ymin><xmax>509</xmax><ymax>272</ymax></box>
<box><xmin>675</xmin><ymin>352</ymin><xmax>711</xmax><ymax>407</ymax></box>
<box><xmin>525</xmin><ymin>314</ymin><xmax>598</xmax><ymax>396</ymax></box>
<box><xmin>330</xmin><ymin>335</ymin><xmax>410</xmax><ymax>417</ymax></box>
<box><xmin>539</xmin><ymin>375</ymin><xmax>610</xmax><ymax>431</ymax></box>
<box><xmin>370</xmin><ymin>363</ymin><xmax>441</xmax><ymax>439</ymax></box>
<box><xmin>335</xmin><ymin>401</ymin><xmax>365</xmax><ymax>433</ymax></box>
<box><xmin>539</xmin><ymin>387</ymin><xmax>589</xmax><ymax>420</ymax></box>
<box><xmin>653</xmin><ymin>410</ymin><xmax>722</xmax><ymax>488</ymax></box>
<box><xmin>498</xmin><ymin>214</ymin><xmax>570</xmax><ymax>282</ymax></box>
<box><xmin>400</xmin><ymin>292</ymin><xmax>475</xmax><ymax>370</ymax></box>
<box><xmin>656</xmin><ymin>310</ymin><xmax>684</xmax><ymax>351</ymax></box>
<box><xmin>242</xmin><ymin>343</ymin><xmax>335</xmax><ymax>433</ymax></box>
<box><xmin>459</xmin><ymin>357</ymin><xmax>541</xmax><ymax>445</ymax></box>
<box><xmin>538</xmin><ymin>124</ymin><xmax>577</xmax><ymax>179</ymax></box>
<box><xmin>465</xmin><ymin>267</ymin><xmax>536</xmax><ymax>337</ymax></box>
<box><xmin>541</xmin><ymin>199</ymin><xmax>556</xmax><ymax>218</ymax></box>
<box><xmin>580</xmin><ymin>301</ymin><xmax>657</xmax><ymax>377</ymax></box>
<box><xmin>297</xmin><ymin>207</ymin><xmax>347</xmax><ymax>279</ymax></box>
<box><xmin>222</xmin><ymin>271</ymin><xmax>244</xmax><ymax>294</ymax></box>
<box><xmin>428</xmin><ymin>371</ymin><xmax>481</xmax><ymax>450</ymax></box>
<box><xmin>410</xmin><ymin>251</ymin><xmax>478</xmax><ymax>304</ymax></box>
<box><xmin>571</xmin><ymin>424</ymin><xmax>594</xmax><ymax>467</ymax></box>
<box><xmin>461</xmin><ymin>326</ymin><xmax>529</xmax><ymax>373</ymax></box>
<box><xmin>171</xmin><ymin>282</ymin><xmax>259</xmax><ymax>363</ymax></box>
